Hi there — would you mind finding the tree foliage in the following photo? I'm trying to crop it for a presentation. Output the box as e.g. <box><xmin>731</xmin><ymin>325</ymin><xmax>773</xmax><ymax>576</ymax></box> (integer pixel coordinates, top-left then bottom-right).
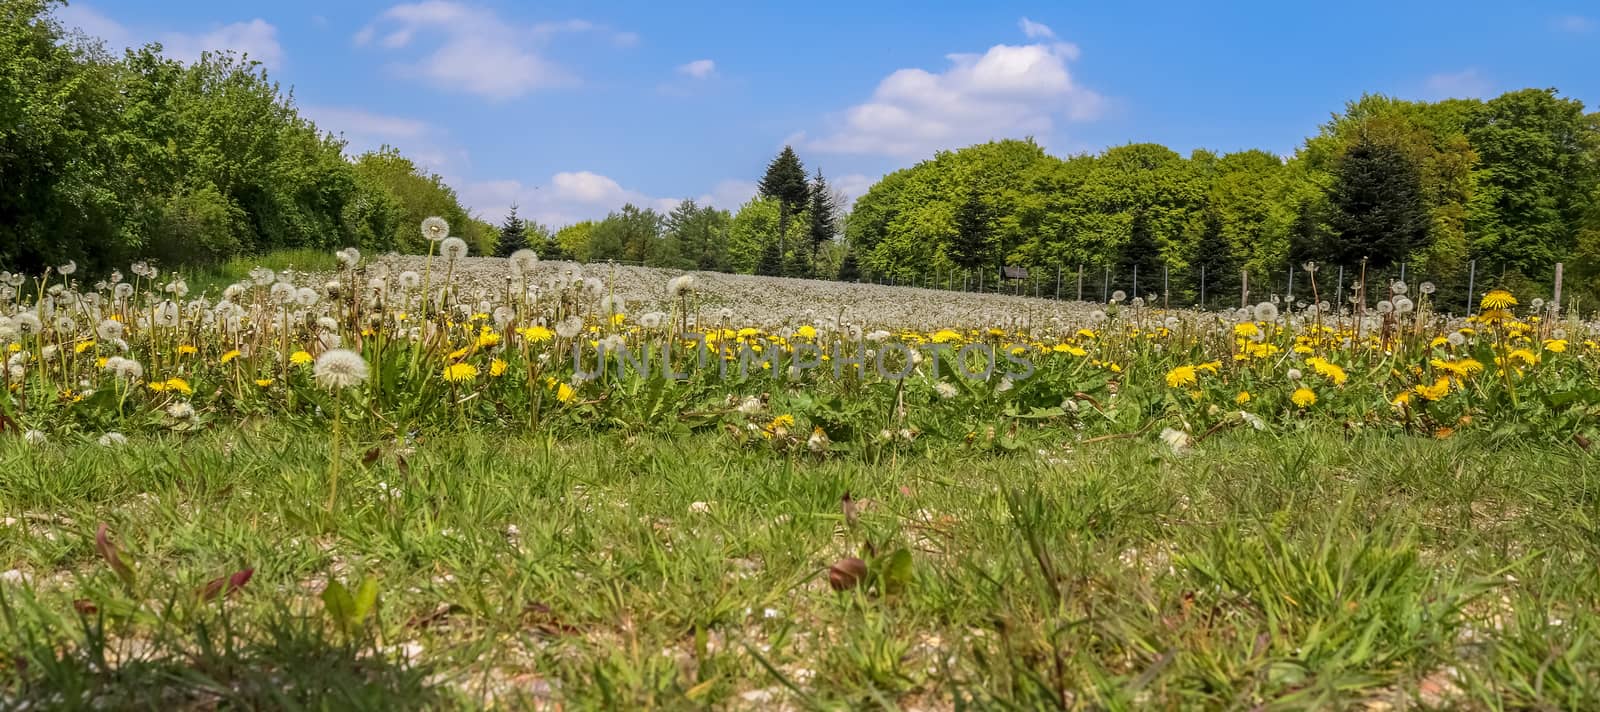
<box><xmin>0</xmin><ymin>1</ymin><xmax>484</xmax><ymax>272</ymax></box>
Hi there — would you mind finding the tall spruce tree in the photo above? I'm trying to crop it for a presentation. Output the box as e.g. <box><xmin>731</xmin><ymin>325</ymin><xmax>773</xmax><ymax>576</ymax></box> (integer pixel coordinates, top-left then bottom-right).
<box><xmin>1119</xmin><ymin>209</ymin><xmax>1162</xmax><ymax>293</ymax></box>
<box><xmin>1327</xmin><ymin>136</ymin><xmax>1431</xmax><ymax>269</ymax></box>
<box><xmin>808</xmin><ymin>169</ymin><xmax>837</xmax><ymax>255</ymax></box>
<box><xmin>755</xmin><ymin>232</ymin><xmax>784</xmax><ymax>277</ymax></box>
<box><xmin>950</xmin><ymin>188</ymin><xmax>993</xmax><ymax>272</ymax></box>
<box><xmin>495</xmin><ymin>203</ymin><xmax>529</xmax><ymax>257</ymax></box>
<box><xmin>1191</xmin><ymin>210</ymin><xmax>1234</xmax><ymax>306</ymax></box>
<box><xmin>758</xmin><ymin>146</ymin><xmax>809</xmax><ymax>276</ymax></box>
<box><xmin>836</xmin><ymin>247</ymin><xmax>861</xmax><ymax>282</ymax></box>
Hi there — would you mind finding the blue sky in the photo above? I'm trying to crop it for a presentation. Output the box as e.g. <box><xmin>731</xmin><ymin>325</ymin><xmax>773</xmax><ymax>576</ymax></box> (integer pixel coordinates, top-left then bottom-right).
<box><xmin>54</xmin><ymin>1</ymin><xmax>1600</xmax><ymax>228</ymax></box>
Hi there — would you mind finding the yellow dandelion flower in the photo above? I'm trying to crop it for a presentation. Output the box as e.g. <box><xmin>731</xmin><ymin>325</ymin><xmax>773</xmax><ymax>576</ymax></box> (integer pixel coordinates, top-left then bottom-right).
<box><xmin>254</xmin><ymin>378</ymin><xmax>273</xmax><ymax>387</ymax></box>
<box><xmin>95</xmin><ymin>357</ymin><xmax>109</xmax><ymax>368</ymax></box>
<box><xmin>1165</xmin><ymin>365</ymin><xmax>1198</xmax><ymax>389</ymax></box>
<box><xmin>75</xmin><ymin>340</ymin><xmax>96</xmax><ymax>354</ymax></box>
<box><xmin>609</xmin><ymin>313</ymin><xmax>626</xmax><ymax>327</ymax></box>
<box><xmin>490</xmin><ymin>358</ymin><xmax>507</xmax><ymax>377</ymax></box>
<box><xmin>1431</xmin><ymin>358</ymin><xmax>1482</xmax><ymax>378</ymax></box>
<box><xmin>1480</xmin><ymin>289</ymin><xmax>1517</xmax><ymax>310</ymax></box>
<box><xmin>555</xmin><ymin>382</ymin><xmax>576</xmax><ymax>403</ymax></box>
<box><xmin>520</xmin><ymin>326</ymin><xmax>553</xmax><ymax>343</ymax></box>
<box><xmin>476</xmin><ymin>329</ymin><xmax>501</xmax><ymax>348</ymax></box>
<box><xmin>1412</xmin><ymin>377</ymin><xmax>1450</xmax><ymax>401</ymax></box>
<box><xmin>442</xmin><ymin>363</ymin><xmax>479</xmax><ymax>382</ymax></box>
<box><xmin>290</xmin><ymin>351</ymin><xmax>314</xmax><ymax>365</ymax></box>
<box><xmin>220</xmin><ymin>350</ymin><xmax>241</xmax><ymax>364</ymax></box>
<box><xmin>1391</xmin><ymin>391</ymin><xmax>1412</xmax><ymax>407</ymax></box>
<box><xmin>177</xmin><ymin>345</ymin><xmax>198</xmax><ymax>356</ymax></box>
<box><xmin>447</xmin><ymin>346</ymin><xmax>470</xmax><ymax>361</ymax></box>
<box><xmin>1236</xmin><ymin>391</ymin><xmax>1252</xmax><ymax>405</ymax></box>
<box><xmin>147</xmin><ymin>382</ymin><xmax>167</xmax><ymax>393</ymax></box>
<box><xmin>1305</xmin><ymin>357</ymin><xmax>1348</xmax><ymax>386</ymax></box>
<box><xmin>1544</xmin><ymin>339</ymin><xmax>1568</xmax><ymax>353</ymax></box>
<box><xmin>1291</xmin><ymin>387</ymin><xmax>1317</xmax><ymax>408</ymax></box>
<box><xmin>1508</xmin><ymin>348</ymin><xmax>1539</xmax><ymax>366</ymax></box>
<box><xmin>931</xmin><ymin>329</ymin><xmax>962</xmax><ymax>344</ymax></box>
<box><xmin>1233</xmin><ymin>322</ymin><xmax>1260</xmax><ymax>339</ymax></box>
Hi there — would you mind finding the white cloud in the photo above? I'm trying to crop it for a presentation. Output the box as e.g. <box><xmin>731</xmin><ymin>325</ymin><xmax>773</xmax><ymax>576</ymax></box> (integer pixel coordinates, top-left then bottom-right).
<box><xmin>696</xmin><ymin>180</ymin><xmax>758</xmax><ymax>210</ymax></box>
<box><xmin>54</xmin><ymin>4</ymin><xmax>283</xmax><ymax>70</ymax></box>
<box><xmin>677</xmin><ymin>59</ymin><xmax>717</xmax><ymax>79</ymax></box>
<box><xmin>832</xmin><ymin>173</ymin><xmax>877</xmax><ymax>204</ymax></box>
<box><xmin>1553</xmin><ymin>15</ymin><xmax>1593</xmax><ymax>33</ymax></box>
<box><xmin>356</xmin><ymin>2</ymin><xmax>635</xmax><ymax>99</ymax></box>
<box><xmin>300</xmin><ymin>106</ymin><xmax>468</xmax><ymax>175</ymax></box>
<box><xmin>805</xmin><ymin>25</ymin><xmax>1102</xmax><ymax>157</ymax></box>
<box><xmin>1018</xmin><ymin>18</ymin><xmax>1055</xmax><ymax>39</ymax></box>
<box><xmin>1423</xmin><ymin>69</ymin><xmax>1492</xmax><ymax>100</ymax></box>
<box><xmin>54</xmin><ymin>4</ymin><xmax>132</xmax><ymax>47</ymax></box>
<box><xmin>159</xmin><ymin>19</ymin><xmax>284</xmax><ymax>69</ymax></box>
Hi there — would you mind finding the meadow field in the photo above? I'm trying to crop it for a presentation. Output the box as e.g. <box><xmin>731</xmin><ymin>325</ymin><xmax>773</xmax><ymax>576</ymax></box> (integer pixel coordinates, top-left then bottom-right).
<box><xmin>3</xmin><ymin>239</ymin><xmax>1600</xmax><ymax>709</ymax></box>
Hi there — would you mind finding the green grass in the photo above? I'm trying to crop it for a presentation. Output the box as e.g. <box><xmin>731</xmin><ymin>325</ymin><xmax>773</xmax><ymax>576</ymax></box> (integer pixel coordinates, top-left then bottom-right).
<box><xmin>185</xmin><ymin>249</ymin><xmax>341</xmax><ymax>296</ymax></box>
<box><xmin>1</xmin><ymin>428</ymin><xmax>1597</xmax><ymax>709</ymax></box>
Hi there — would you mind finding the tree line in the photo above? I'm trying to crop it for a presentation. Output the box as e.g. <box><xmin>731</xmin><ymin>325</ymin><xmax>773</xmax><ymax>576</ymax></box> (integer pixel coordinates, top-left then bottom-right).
<box><xmin>845</xmin><ymin>91</ymin><xmax>1600</xmax><ymax>305</ymax></box>
<box><xmin>1</xmin><ymin>0</ymin><xmax>492</xmax><ymax>273</ymax></box>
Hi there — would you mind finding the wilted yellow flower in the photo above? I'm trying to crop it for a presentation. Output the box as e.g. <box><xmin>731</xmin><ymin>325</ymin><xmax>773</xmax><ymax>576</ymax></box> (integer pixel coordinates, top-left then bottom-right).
<box><xmin>1412</xmin><ymin>377</ymin><xmax>1450</xmax><ymax>401</ymax></box>
<box><xmin>1291</xmin><ymin>387</ymin><xmax>1316</xmax><ymax>408</ymax></box>
<box><xmin>1304</xmin><ymin>357</ymin><xmax>1347</xmax><ymax>386</ymax></box>
<box><xmin>442</xmin><ymin>363</ymin><xmax>479</xmax><ymax>382</ymax></box>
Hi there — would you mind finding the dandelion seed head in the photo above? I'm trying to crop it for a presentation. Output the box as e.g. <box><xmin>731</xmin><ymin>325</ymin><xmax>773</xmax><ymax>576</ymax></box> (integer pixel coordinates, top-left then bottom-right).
<box><xmin>422</xmin><ymin>216</ymin><xmax>450</xmax><ymax>242</ymax></box>
<box><xmin>667</xmin><ymin>274</ymin><xmax>698</xmax><ymax>298</ymax></box>
<box><xmin>1253</xmin><ymin>302</ymin><xmax>1278</xmax><ymax>323</ymax></box>
<box><xmin>440</xmin><ymin>237</ymin><xmax>468</xmax><ymax>262</ymax></box>
<box><xmin>312</xmin><ymin>349</ymin><xmax>369</xmax><ymax>390</ymax></box>
<box><xmin>98</xmin><ymin>432</ymin><xmax>127</xmax><ymax>447</ymax></box>
<box><xmin>103</xmin><ymin>356</ymin><xmax>143</xmax><ymax>381</ymax></box>
<box><xmin>509</xmin><ymin>249</ymin><xmax>539</xmax><ymax>275</ymax></box>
